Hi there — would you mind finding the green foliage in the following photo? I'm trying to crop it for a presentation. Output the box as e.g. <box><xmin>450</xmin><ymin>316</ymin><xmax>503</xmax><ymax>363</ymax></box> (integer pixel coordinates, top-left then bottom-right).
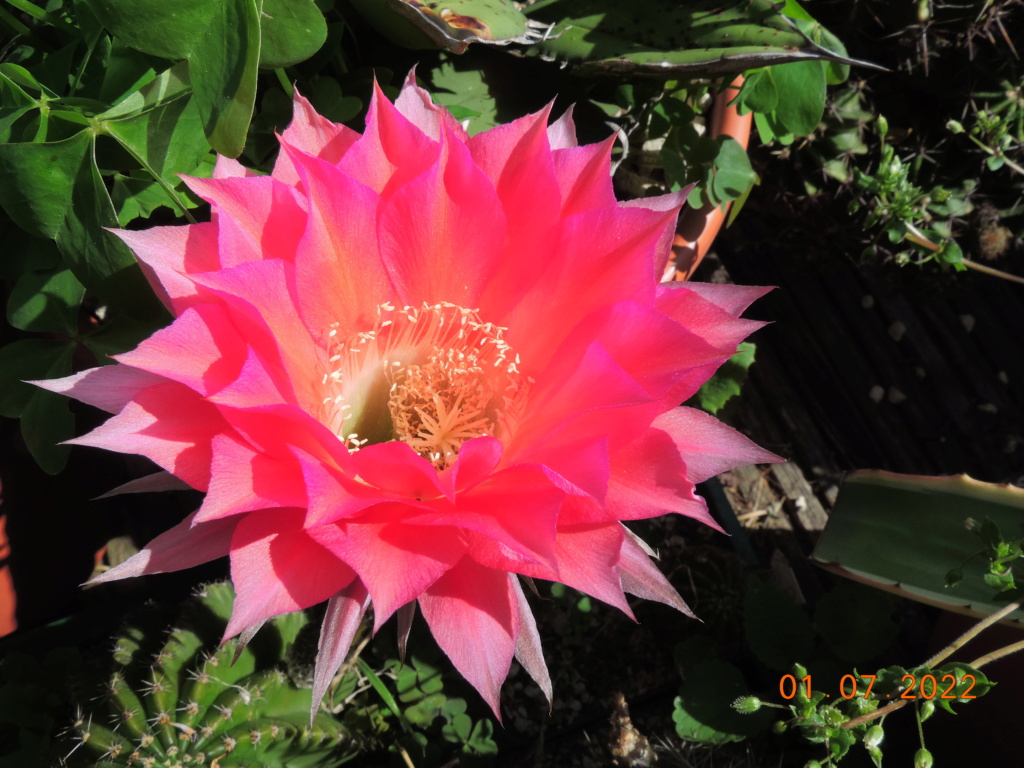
<box><xmin>523</xmin><ymin>0</ymin><xmax>862</xmax><ymax>77</ymax></box>
<box><xmin>946</xmin><ymin>516</ymin><xmax>1024</xmax><ymax>599</ymax></box>
<box><xmin>690</xmin><ymin>342</ymin><xmax>756</xmax><ymax>415</ymax></box>
<box><xmin>64</xmin><ymin>582</ymin><xmax>349</xmax><ymax>767</ymax></box>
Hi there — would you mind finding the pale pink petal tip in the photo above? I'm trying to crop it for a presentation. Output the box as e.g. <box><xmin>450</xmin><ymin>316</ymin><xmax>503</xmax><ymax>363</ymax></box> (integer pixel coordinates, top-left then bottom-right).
<box><xmin>311</xmin><ymin>581</ymin><xmax>370</xmax><ymax>723</ymax></box>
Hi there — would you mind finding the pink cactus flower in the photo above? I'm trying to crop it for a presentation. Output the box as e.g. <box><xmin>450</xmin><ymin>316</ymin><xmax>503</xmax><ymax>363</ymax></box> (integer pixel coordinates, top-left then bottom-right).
<box><xmin>38</xmin><ymin>74</ymin><xmax>778</xmax><ymax>715</ymax></box>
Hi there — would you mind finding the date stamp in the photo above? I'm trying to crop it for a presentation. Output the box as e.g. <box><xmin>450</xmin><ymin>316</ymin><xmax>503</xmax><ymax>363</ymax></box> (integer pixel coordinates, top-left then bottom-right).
<box><xmin>778</xmin><ymin>672</ymin><xmax>979</xmax><ymax>701</ymax></box>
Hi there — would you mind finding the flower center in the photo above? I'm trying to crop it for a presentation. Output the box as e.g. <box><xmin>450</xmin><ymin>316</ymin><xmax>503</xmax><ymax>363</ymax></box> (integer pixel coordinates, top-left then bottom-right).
<box><xmin>320</xmin><ymin>303</ymin><xmax>527</xmax><ymax>468</ymax></box>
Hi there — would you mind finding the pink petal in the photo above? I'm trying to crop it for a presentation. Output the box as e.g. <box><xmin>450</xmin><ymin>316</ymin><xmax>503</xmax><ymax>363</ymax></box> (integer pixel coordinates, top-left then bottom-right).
<box><xmin>419</xmin><ymin>559</ymin><xmax>519</xmax><ymax>717</ymax></box>
<box><xmin>546</xmin><ymin>105</ymin><xmax>577</xmax><ymax>149</ymax></box>
<box><xmin>213</xmin><ymin>155</ymin><xmax>258</xmax><ymax>179</ymax></box>
<box><xmin>115</xmin><ymin>223</ymin><xmax>220</xmax><ymax>311</ymax></box>
<box><xmin>511</xmin><ymin>577</ymin><xmax>551</xmax><ymax>706</ymax></box>
<box><xmin>31</xmin><ymin>365</ymin><xmax>166</xmax><ymax>414</ymax></box>
<box><xmin>114</xmin><ymin>304</ymin><xmax>246</xmax><ymax>397</ymax></box>
<box><xmin>183</xmin><ymin>175</ymin><xmax>306</xmax><ymax>268</ymax></box>
<box><xmin>620</xmin><ymin>189</ymin><xmax>689</xmax><ymax>276</ymax></box>
<box><xmin>678</xmin><ymin>282</ymin><xmax>772</xmax><ymax>316</ymax></box>
<box><xmin>292</xmin><ymin>447</ymin><xmax>391</xmax><ymax>527</ymax></box>
<box><xmin>284</xmin><ymin>141</ymin><xmax>393</xmax><ymax>336</ymax></box>
<box><xmin>606</xmin><ymin>425</ymin><xmax>722</xmax><ymax>530</ymax></box>
<box><xmin>377</xmin><ymin>127</ymin><xmax>505</xmax><ymax>308</ymax></box>
<box><xmin>394</xmin><ymin>69</ymin><xmax>469</xmax><ymax>143</ymax></box>
<box><xmin>654</xmin><ymin>407</ymin><xmax>783</xmax><ymax>484</ymax></box>
<box><xmin>618</xmin><ymin>530</ymin><xmax>695</xmax><ymax>617</ymax></box>
<box><xmin>336</xmin><ymin>81</ymin><xmax>440</xmax><ymax>196</ymax></box>
<box><xmin>349</xmin><ymin>441</ymin><xmax>446</xmax><ymax>500</ymax></box>
<box><xmin>68</xmin><ymin>382</ymin><xmax>226</xmax><ymax>490</ymax></box>
<box><xmin>401</xmin><ymin>465</ymin><xmax>563</xmax><ymax>571</ymax></box>
<box><xmin>88</xmin><ymin>511</ymin><xmax>236</xmax><ymax>584</ymax></box>
<box><xmin>550</xmin><ymin>137</ymin><xmax>618</xmax><ymax>216</ymax></box>
<box><xmin>96</xmin><ymin>471</ymin><xmax>191</xmax><ymax>498</ymax></box>
<box><xmin>311</xmin><ymin>580</ymin><xmax>370</xmax><ymax>719</ymax></box>
<box><xmin>193</xmin><ymin>433</ymin><xmax>307</xmax><ymax>524</ymax></box>
<box><xmin>225</xmin><ymin>509</ymin><xmax>356</xmax><ymax>638</ymax></box>
<box><xmin>309</xmin><ymin>520</ymin><xmax>464</xmax><ymax>631</ymax></box>
<box><xmin>273</xmin><ymin>89</ymin><xmax>360</xmax><ymax>185</ymax></box>
<box><xmin>441</xmin><ymin>436</ymin><xmax>503</xmax><ymax>495</ymax></box>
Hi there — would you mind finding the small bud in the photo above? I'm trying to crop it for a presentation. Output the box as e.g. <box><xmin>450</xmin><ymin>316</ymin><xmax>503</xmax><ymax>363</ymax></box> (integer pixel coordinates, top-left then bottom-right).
<box><xmin>920</xmin><ymin>700</ymin><xmax>936</xmax><ymax>722</ymax></box>
<box><xmin>864</xmin><ymin>725</ymin><xmax>884</xmax><ymax>748</ymax></box>
<box><xmin>915</xmin><ymin>748</ymin><xmax>934</xmax><ymax>768</ymax></box>
<box><xmin>821</xmin><ymin>706</ymin><xmax>846</xmax><ymax>727</ymax></box>
<box><xmin>733</xmin><ymin>696</ymin><xmax>762</xmax><ymax>714</ymax></box>
<box><xmin>946</xmin><ymin>119</ymin><xmax>965</xmax><ymax>134</ymax></box>
<box><xmin>773</xmin><ymin>720</ymin><xmax>788</xmax><ymax>734</ymax></box>
<box><xmin>876</xmin><ymin>115</ymin><xmax>889</xmax><ymax>137</ymax></box>
<box><xmin>867</xmin><ymin>745</ymin><xmax>883</xmax><ymax>767</ymax></box>
<box><xmin>804</xmin><ymin>761</ymin><xmax>822</xmax><ymax>768</ymax></box>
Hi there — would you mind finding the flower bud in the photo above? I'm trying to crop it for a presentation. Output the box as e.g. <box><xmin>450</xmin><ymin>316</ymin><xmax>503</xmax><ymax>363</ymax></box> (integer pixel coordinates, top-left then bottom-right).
<box><xmin>877</xmin><ymin>115</ymin><xmax>889</xmax><ymax>137</ymax></box>
<box><xmin>920</xmin><ymin>700</ymin><xmax>935</xmax><ymax>722</ymax></box>
<box><xmin>915</xmin><ymin>748</ymin><xmax>934</xmax><ymax>768</ymax></box>
<box><xmin>733</xmin><ymin>696</ymin><xmax>762</xmax><ymax>714</ymax></box>
<box><xmin>864</xmin><ymin>725</ymin><xmax>884</xmax><ymax>748</ymax></box>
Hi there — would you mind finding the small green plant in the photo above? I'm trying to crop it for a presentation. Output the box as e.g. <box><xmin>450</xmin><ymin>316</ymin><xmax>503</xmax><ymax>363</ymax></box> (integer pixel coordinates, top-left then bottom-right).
<box><xmin>63</xmin><ymin>582</ymin><xmax>349</xmax><ymax>767</ymax></box>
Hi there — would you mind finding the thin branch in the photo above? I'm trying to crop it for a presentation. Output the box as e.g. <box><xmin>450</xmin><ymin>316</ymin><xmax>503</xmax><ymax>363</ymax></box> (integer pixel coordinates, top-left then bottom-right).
<box><xmin>970</xmin><ymin>637</ymin><xmax>1024</xmax><ymax>669</ymax></box>
<box><xmin>962</xmin><ymin>258</ymin><xmax>1024</xmax><ymax>286</ymax></box>
<box><xmin>924</xmin><ymin>600</ymin><xmax>1022</xmax><ymax>667</ymax></box>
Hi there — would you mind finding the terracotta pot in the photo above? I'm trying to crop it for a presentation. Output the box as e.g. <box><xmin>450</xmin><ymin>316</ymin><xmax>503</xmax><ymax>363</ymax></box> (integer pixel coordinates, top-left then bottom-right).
<box><xmin>670</xmin><ymin>76</ymin><xmax>753</xmax><ymax>281</ymax></box>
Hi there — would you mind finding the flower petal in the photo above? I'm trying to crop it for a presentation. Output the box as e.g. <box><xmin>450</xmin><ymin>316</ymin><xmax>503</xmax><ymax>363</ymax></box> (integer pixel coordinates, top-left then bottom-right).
<box><xmin>311</xmin><ymin>579</ymin><xmax>370</xmax><ymax>719</ymax></box>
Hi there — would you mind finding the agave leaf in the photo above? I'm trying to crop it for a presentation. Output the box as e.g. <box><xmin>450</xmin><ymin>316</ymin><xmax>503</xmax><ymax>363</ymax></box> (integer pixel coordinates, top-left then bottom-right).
<box><xmin>811</xmin><ymin>470</ymin><xmax>1024</xmax><ymax>623</ymax></box>
<box><xmin>523</xmin><ymin>0</ymin><xmax>880</xmax><ymax>77</ymax></box>
<box><xmin>348</xmin><ymin>0</ymin><xmax>548</xmax><ymax>53</ymax></box>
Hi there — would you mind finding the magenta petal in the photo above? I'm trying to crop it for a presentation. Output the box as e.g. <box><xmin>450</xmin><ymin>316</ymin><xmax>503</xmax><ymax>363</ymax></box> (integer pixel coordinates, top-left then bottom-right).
<box><xmin>311</xmin><ymin>580</ymin><xmax>370</xmax><ymax>720</ymax></box>
<box><xmin>679</xmin><ymin>282</ymin><xmax>773</xmax><ymax>316</ymax></box>
<box><xmin>654</xmin><ymin>407</ymin><xmax>783</xmax><ymax>484</ymax></box>
<box><xmin>419</xmin><ymin>559</ymin><xmax>519</xmax><ymax>717</ymax></box>
<box><xmin>225</xmin><ymin>509</ymin><xmax>356</xmax><ymax>638</ymax></box>
<box><xmin>115</xmin><ymin>223</ymin><xmax>220</xmax><ymax>311</ymax></box>
<box><xmin>88</xmin><ymin>511</ymin><xmax>236</xmax><ymax>584</ymax></box>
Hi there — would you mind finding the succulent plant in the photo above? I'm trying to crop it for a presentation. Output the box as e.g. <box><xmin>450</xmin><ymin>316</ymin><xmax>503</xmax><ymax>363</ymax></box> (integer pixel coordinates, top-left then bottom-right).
<box><xmin>65</xmin><ymin>582</ymin><xmax>350</xmax><ymax>768</ymax></box>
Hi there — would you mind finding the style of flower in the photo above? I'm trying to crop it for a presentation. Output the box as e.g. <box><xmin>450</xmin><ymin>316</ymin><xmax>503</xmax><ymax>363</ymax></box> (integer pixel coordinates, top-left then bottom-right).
<box><xmin>38</xmin><ymin>74</ymin><xmax>779</xmax><ymax>716</ymax></box>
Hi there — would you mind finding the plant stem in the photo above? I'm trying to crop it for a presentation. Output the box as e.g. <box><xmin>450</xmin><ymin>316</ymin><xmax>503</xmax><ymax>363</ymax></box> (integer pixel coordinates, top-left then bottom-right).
<box><xmin>924</xmin><ymin>600</ymin><xmax>1022</xmax><ymax>667</ymax></box>
<box><xmin>969</xmin><ymin>637</ymin><xmax>1024</xmax><ymax>669</ymax></box>
<box><xmin>962</xmin><ymin>258</ymin><xmax>1024</xmax><ymax>286</ymax></box>
<box><xmin>842</xmin><ymin>698</ymin><xmax>908</xmax><ymax>729</ymax></box>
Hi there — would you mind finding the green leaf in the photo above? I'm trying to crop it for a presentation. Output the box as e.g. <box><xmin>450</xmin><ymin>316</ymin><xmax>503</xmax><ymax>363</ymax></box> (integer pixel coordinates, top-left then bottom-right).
<box><xmin>429</xmin><ymin>58</ymin><xmax>498</xmax><ymax>135</ymax></box>
<box><xmin>259</xmin><ymin>0</ymin><xmax>327</xmax><ymax>68</ymax></box>
<box><xmin>188</xmin><ymin>0</ymin><xmax>261</xmax><ymax>157</ymax></box>
<box><xmin>0</xmin><ymin>130</ymin><xmax>91</xmax><ymax>239</ymax></box>
<box><xmin>349</xmin><ymin>0</ymin><xmax>534</xmax><ymax>52</ymax></box>
<box><xmin>525</xmin><ymin>0</ymin><xmax>868</xmax><ymax>77</ymax></box>
<box><xmin>84</xmin><ymin>0</ymin><xmax>261</xmax><ymax>156</ymax></box>
<box><xmin>737</xmin><ymin>68</ymin><xmax>778</xmax><ymax>113</ymax></box>
<box><xmin>814</xmin><ymin>582</ymin><xmax>899</xmax><ymax>662</ymax></box>
<box><xmin>104</xmin><ymin>92</ymin><xmax>208</xmax><ymax>183</ymax></box>
<box><xmin>7</xmin><ymin>262</ymin><xmax>85</xmax><ymax>335</ymax></box>
<box><xmin>0</xmin><ymin>339</ymin><xmax>76</xmax><ymax>474</ymax></box>
<box><xmin>743</xmin><ymin>576</ymin><xmax>814</xmax><ymax>670</ymax></box>
<box><xmin>673</xmin><ymin>660</ymin><xmax>770</xmax><ymax>744</ymax></box>
<box><xmin>770</xmin><ymin>60</ymin><xmax>826</xmax><ymax>136</ymax></box>
<box><xmin>709</xmin><ymin>137</ymin><xmax>756</xmax><ymax>208</ymax></box>
<box><xmin>53</xmin><ymin>134</ymin><xmax>165</xmax><ymax>321</ymax></box>
<box><xmin>691</xmin><ymin>341</ymin><xmax>756</xmax><ymax>414</ymax></box>
<box><xmin>811</xmin><ymin>471</ymin><xmax>1024</xmax><ymax>621</ymax></box>
<box><xmin>932</xmin><ymin>662</ymin><xmax>994</xmax><ymax>714</ymax></box>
